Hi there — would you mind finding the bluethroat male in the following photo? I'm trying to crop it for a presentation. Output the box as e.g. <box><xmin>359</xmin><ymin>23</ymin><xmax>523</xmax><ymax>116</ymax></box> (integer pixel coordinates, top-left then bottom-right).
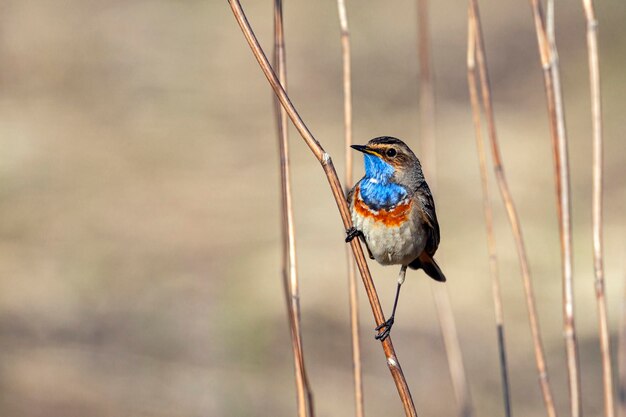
<box><xmin>346</xmin><ymin>136</ymin><xmax>446</xmax><ymax>341</ymax></box>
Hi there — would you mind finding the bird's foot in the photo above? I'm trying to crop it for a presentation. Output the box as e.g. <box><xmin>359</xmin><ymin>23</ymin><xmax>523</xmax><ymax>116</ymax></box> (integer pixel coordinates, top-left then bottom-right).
<box><xmin>374</xmin><ymin>317</ymin><xmax>395</xmax><ymax>341</ymax></box>
<box><xmin>345</xmin><ymin>227</ymin><xmax>363</xmax><ymax>243</ymax></box>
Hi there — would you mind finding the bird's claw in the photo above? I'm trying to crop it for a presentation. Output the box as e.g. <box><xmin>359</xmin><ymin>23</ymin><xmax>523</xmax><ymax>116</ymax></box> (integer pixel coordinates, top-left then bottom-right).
<box><xmin>345</xmin><ymin>227</ymin><xmax>362</xmax><ymax>243</ymax></box>
<box><xmin>374</xmin><ymin>317</ymin><xmax>395</xmax><ymax>341</ymax></box>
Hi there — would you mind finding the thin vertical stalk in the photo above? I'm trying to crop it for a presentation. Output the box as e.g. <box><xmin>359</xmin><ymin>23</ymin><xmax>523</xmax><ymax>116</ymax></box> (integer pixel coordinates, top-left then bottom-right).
<box><xmin>619</xmin><ymin>272</ymin><xmax>626</xmax><ymax>417</ymax></box>
<box><xmin>535</xmin><ymin>2</ymin><xmax>582</xmax><ymax>415</ymax></box>
<box><xmin>336</xmin><ymin>1</ymin><xmax>365</xmax><ymax>417</ymax></box>
<box><xmin>416</xmin><ymin>2</ymin><xmax>473</xmax><ymax>416</ymax></box>
<box><xmin>273</xmin><ymin>2</ymin><xmax>314</xmax><ymax>416</ymax></box>
<box><xmin>466</xmin><ymin>11</ymin><xmax>512</xmax><ymax>417</ymax></box>
<box><xmin>467</xmin><ymin>3</ymin><xmax>558</xmax><ymax>417</ymax></box>
<box><xmin>228</xmin><ymin>1</ymin><xmax>418</xmax><ymax>415</ymax></box>
<box><xmin>581</xmin><ymin>0</ymin><xmax>614</xmax><ymax>416</ymax></box>
<box><xmin>416</xmin><ymin>0</ymin><xmax>436</xmax><ymax>172</ymax></box>
<box><xmin>431</xmin><ymin>288</ymin><xmax>474</xmax><ymax>417</ymax></box>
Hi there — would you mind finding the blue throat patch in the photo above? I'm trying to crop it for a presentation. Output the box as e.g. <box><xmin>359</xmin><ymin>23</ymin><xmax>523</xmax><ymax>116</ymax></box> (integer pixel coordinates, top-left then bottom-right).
<box><xmin>360</xmin><ymin>153</ymin><xmax>407</xmax><ymax>210</ymax></box>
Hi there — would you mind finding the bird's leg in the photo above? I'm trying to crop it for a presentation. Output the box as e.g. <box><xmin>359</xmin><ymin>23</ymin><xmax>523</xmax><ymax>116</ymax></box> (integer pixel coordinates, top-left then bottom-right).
<box><xmin>345</xmin><ymin>227</ymin><xmax>363</xmax><ymax>242</ymax></box>
<box><xmin>375</xmin><ymin>264</ymin><xmax>407</xmax><ymax>341</ymax></box>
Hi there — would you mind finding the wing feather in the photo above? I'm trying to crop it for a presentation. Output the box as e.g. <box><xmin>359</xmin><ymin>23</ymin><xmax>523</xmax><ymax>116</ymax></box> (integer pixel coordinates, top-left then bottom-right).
<box><xmin>415</xmin><ymin>182</ymin><xmax>440</xmax><ymax>256</ymax></box>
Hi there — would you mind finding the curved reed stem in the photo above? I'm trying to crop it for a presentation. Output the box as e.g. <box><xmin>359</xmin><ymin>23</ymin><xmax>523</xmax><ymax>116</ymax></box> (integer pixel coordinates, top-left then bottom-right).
<box><xmin>466</xmin><ymin>11</ymin><xmax>512</xmax><ymax>417</ymax></box>
<box><xmin>535</xmin><ymin>2</ymin><xmax>582</xmax><ymax>415</ymax></box>
<box><xmin>467</xmin><ymin>2</ymin><xmax>557</xmax><ymax>416</ymax></box>
<box><xmin>228</xmin><ymin>1</ymin><xmax>418</xmax><ymax>415</ymax></box>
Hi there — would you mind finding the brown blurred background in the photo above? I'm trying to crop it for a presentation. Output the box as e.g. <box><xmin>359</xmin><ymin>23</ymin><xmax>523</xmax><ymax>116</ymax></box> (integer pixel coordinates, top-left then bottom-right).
<box><xmin>0</xmin><ymin>0</ymin><xmax>624</xmax><ymax>416</ymax></box>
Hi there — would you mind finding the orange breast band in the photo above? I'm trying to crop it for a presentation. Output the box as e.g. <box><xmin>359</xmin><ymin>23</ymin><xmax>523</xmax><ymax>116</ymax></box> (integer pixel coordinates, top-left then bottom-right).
<box><xmin>354</xmin><ymin>186</ymin><xmax>412</xmax><ymax>227</ymax></box>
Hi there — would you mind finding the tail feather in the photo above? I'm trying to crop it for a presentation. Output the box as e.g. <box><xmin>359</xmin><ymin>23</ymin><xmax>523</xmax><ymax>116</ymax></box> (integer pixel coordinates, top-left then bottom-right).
<box><xmin>408</xmin><ymin>253</ymin><xmax>446</xmax><ymax>282</ymax></box>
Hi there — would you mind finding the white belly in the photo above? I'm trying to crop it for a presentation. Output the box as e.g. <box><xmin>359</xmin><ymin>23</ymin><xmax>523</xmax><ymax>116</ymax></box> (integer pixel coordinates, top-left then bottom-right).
<box><xmin>352</xmin><ymin>210</ymin><xmax>426</xmax><ymax>266</ymax></box>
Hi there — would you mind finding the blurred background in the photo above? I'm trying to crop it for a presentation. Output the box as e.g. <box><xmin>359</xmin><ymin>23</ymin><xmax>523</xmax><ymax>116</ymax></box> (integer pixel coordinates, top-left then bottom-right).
<box><xmin>0</xmin><ymin>0</ymin><xmax>624</xmax><ymax>416</ymax></box>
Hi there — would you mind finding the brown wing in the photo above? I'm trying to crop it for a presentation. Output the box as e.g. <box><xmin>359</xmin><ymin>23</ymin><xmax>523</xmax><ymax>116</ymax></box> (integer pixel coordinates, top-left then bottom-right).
<box><xmin>415</xmin><ymin>181</ymin><xmax>440</xmax><ymax>256</ymax></box>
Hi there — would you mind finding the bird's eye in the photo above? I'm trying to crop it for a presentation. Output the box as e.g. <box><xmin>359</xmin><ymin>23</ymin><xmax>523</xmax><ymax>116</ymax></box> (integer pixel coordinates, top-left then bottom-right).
<box><xmin>386</xmin><ymin>148</ymin><xmax>397</xmax><ymax>158</ymax></box>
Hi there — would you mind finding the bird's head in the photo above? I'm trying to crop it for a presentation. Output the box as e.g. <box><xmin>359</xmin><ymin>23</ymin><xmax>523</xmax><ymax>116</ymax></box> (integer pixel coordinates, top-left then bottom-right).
<box><xmin>352</xmin><ymin>136</ymin><xmax>424</xmax><ymax>186</ymax></box>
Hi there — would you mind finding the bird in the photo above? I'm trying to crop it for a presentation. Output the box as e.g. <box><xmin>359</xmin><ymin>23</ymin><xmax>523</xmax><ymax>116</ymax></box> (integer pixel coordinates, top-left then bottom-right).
<box><xmin>345</xmin><ymin>136</ymin><xmax>446</xmax><ymax>341</ymax></box>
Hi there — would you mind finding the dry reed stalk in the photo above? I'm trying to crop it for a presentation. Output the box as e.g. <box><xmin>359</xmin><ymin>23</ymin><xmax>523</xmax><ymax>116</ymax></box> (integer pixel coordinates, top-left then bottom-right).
<box><xmin>336</xmin><ymin>1</ymin><xmax>365</xmax><ymax>416</ymax></box>
<box><xmin>431</xmin><ymin>287</ymin><xmax>474</xmax><ymax>417</ymax></box>
<box><xmin>416</xmin><ymin>0</ymin><xmax>436</xmax><ymax>170</ymax></box>
<box><xmin>617</xmin><ymin>274</ymin><xmax>626</xmax><ymax>417</ymax></box>
<box><xmin>416</xmin><ymin>2</ymin><xmax>473</xmax><ymax>416</ymax></box>
<box><xmin>272</xmin><ymin>2</ymin><xmax>315</xmax><ymax>416</ymax></box>
<box><xmin>581</xmin><ymin>1</ymin><xmax>614</xmax><ymax>416</ymax></box>
<box><xmin>466</xmin><ymin>11</ymin><xmax>512</xmax><ymax>417</ymax></box>
<box><xmin>467</xmin><ymin>2</ymin><xmax>558</xmax><ymax>416</ymax></box>
<box><xmin>228</xmin><ymin>1</ymin><xmax>418</xmax><ymax>415</ymax></box>
<box><xmin>534</xmin><ymin>2</ymin><xmax>582</xmax><ymax>415</ymax></box>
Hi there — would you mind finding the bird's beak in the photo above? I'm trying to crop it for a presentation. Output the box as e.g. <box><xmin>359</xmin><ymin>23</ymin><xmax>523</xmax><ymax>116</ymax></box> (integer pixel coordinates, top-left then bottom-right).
<box><xmin>351</xmin><ymin>144</ymin><xmax>381</xmax><ymax>157</ymax></box>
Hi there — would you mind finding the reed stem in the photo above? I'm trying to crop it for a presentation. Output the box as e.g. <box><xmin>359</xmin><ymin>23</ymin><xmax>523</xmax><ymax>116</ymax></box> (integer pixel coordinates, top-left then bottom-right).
<box><xmin>581</xmin><ymin>0</ymin><xmax>614</xmax><ymax>415</ymax></box>
<box><xmin>336</xmin><ymin>1</ymin><xmax>365</xmax><ymax>416</ymax></box>
<box><xmin>534</xmin><ymin>2</ymin><xmax>582</xmax><ymax>414</ymax></box>
<box><xmin>273</xmin><ymin>2</ymin><xmax>314</xmax><ymax>416</ymax></box>
<box><xmin>619</xmin><ymin>271</ymin><xmax>626</xmax><ymax>417</ymax></box>
<box><xmin>466</xmin><ymin>11</ymin><xmax>512</xmax><ymax>417</ymax></box>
